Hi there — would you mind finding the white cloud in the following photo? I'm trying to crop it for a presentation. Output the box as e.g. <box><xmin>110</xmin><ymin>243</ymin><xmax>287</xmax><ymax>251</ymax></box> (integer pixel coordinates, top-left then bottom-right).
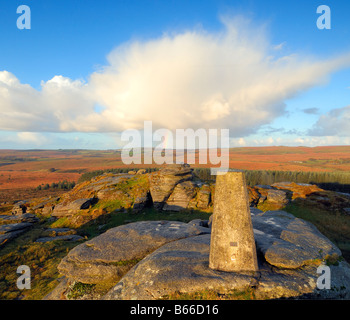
<box><xmin>0</xmin><ymin>131</ymin><xmax>49</xmax><ymax>146</ymax></box>
<box><xmin>0</xmin><ymin>72</ymin><xmax>93</xmax><ymax>132</ymax></box>
<box><xmin>292</xmin><ymin>136</ymin><xmax>350</xmax><ymax>146</ymax></box>
<box><xmin>1</xmin><ymin>16</ymin><xmax>350</xmax><ymax>139</ymax></box>
<box><xmin>273</xmin><ymin>41</ymin><xmax>286</xmax><ymax>51</ymax></box>
<box><xmin>16</xmin><ymin>132</ymin><xmax>48</xmax><ymax>145</ymax></box>
<box><xmin>238</xmin><ymin>138</ymin><xmax>246</xmax><ymax>146</ymax></box>
<box><xmin>231</xmin><ymin>135</ymin><xmax>350</xmax><ymax>147</ymax></box>
<box><xmin>309</xmin><ymin>105</ymin><xmax>350</xmax><ymax>136</ymax></box>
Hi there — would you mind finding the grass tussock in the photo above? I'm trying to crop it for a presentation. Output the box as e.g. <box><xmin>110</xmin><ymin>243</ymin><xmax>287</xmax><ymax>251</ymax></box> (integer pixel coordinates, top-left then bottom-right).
<box><xmin>0</xmin><ymin>234</ymin><xmax>77</xmax><ymax>300</ymax></box>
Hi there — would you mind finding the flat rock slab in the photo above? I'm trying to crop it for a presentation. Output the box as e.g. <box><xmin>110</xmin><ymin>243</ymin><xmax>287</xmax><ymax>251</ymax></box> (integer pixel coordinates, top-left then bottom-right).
<box><xmin>0</xmin><ymin>222</ymin><xmax>33</xmax><ymax>235</ymax></box>
<box><xmin>251</xmin><ymin>210</ymin><xmax>341</xmax><ymax>268</ymax></box>
<box><xmin>265</xmin><ymin>189</ymin><xmax>288</xmax><ymax>204</ymax></box>
<box><xmin>0</xmin><ymin>213</ymin><xmax>39</xmax><ymax>225</ymax></box>
<box><xmin>0</xmin><ymin>215</ymin><xmax>38</xmax><ymax>246</ymax></box>
<box><xmin>35</xmin><ymin>235</ymin><xmax>84</xmax><ymax>243</ymax></box>
<box><xmin>0</xmin><ymin>229</ymin><xmax>28</xmax><ymax>246</ymax></box>
<box><xmin>88</xmin><ymin>174</ymin><xmax>133</xmax><ymax>192</ymax></box>
<box><xmin>103</xmin><ymin>234</ymin><xmax>255</xmax><ymax>300</ymax></box>
<box><xmin>58</xmin><ymin>220</ymin><xmax>210</xmax><ymax>285</ymax></box>
<box><xmin>103</xmin><ymin>234</ymin><xmax>254</xmax><ymax>300</ymax></box>
<box><xmin>256</xmin><ymin>260</ymin><xmax>350</xmax><ymax>299</ymax></box>
<box><xmin>52</xmin><ymin>198</ymin><xmax>95</xmax><ymax>217</ymax></box>
<box><xmin>103</xmin><ymin>234</ymin><xmax>350</xmax><ymax>300</ymax></box>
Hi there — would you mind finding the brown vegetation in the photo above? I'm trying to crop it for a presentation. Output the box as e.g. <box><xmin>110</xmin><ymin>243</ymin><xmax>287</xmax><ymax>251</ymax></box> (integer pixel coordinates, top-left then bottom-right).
<box><xmin>1</xmin><ymin>146</ymin><xmax>350</xmax><ymax>199</ymax></box>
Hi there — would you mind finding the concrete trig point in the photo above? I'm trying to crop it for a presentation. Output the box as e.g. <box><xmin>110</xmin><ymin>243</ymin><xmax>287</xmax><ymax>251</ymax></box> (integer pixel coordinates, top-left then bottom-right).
<box><xmin>209</xmin><ymin>169</ymin><xmax>258</xmax><ymax>272</ymax></box>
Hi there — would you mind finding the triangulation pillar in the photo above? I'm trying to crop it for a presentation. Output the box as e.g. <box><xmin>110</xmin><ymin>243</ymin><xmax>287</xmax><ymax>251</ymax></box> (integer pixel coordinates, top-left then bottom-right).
<box><xmin>209</xmin><ymin>170</ymin><xmax>259</xmax><ymax>272</ymax></box>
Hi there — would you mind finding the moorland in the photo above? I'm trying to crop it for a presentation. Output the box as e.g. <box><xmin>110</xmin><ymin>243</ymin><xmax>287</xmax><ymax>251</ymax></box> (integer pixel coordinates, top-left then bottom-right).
<box><xmin>1</xmin><ymin>146</ymin><xmax>350</xmax><ymax>202</ymax></box>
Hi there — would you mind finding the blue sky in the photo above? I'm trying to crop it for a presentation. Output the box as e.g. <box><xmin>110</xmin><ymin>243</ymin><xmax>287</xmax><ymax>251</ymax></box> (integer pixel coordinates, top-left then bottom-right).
<box><xmin>0</xmin><ymin>0</ymin><xmax>350</xmax><ymax>149</ymax></box>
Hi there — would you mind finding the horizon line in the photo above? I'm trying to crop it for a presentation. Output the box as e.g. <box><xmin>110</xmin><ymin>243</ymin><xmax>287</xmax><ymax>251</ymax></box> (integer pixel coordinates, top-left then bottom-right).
<box><xmin>0</xmin><ymin>145</ymin><xmax>350</xmax><ymax>151</ymax></box>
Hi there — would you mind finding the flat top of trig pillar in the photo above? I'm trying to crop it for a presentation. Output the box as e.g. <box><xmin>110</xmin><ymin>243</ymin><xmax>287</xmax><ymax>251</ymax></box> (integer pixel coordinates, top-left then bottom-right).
<box><xmin>211</xmin><ymin>168</ymin><xmax>244</xmax><ymax>175</ymax></box>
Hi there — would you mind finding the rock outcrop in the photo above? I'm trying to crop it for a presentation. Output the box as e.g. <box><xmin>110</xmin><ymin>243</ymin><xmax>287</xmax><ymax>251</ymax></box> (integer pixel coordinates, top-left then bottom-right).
<box><xmin>104</xmin><ymin>232</ymin><xmax>350</xmax><ymax>300</ymax></box>
<box><xmin>23</xmin><ymin>165</ymin><xmax>339</xmax><ymax>223</ymax></box>
<box><xmin>57</xmin><ymin>220</ymin><xmax>210</xmax><ymax>286</ymax></box>
<box><xmin>195</xmin><ymin>184</ymin><xmax>212</xmax><ymax>209</ymax></box>
<box><xmin>148</xmin><ymin>164</ymin><xmax>215</xmax><ymax>212</ymax></box>
<box><xmin>38</xmin><ymin>173</ymin><xmax>152</xmax><ymax>225</ymax></box>
<box><xmin>11</xmin><ymin>200</ymin><xmax>28</xmax><ymax>215</ymax></box>
<box><xmin>247</xmin><ymin>181</ymin><xmax>350</xmax><ymax>214</ymax></box>
<box><xmin>148</xmin><ymin>164</ymin><xmax>194</xmax><ymax>209</ymax></box>
<box><xmin>251</xmin><ymin>209</ymin><xmax>341</xmax><ymax>269</ymax></box>
<box><xmin>248</xmin><ymin>186</ymin><xmax>289</xmax><ymax>210</ymax></box>
<box><xmin>163</xmin><ymin>180</ymin><xmax>197</xmax><ymax>211</ymax></box>
<box><xmin>272</xmin><ymin>182</ymin><xmax>323</xmax><ymax>199</ymax></box>
<box><xmin>103</xmin><ymin>209</ymin><xmax>350</xmax><ymax>300</ymax></box>
<box><xmin>2</xmin><ymin>164</ymin><xmax>350</xmax><ymax>300</ymax></box>
<box><xmin>46</xmin><ymin>207</ymin><xmax>350</xmax><ymax>300</ymax></box>
<box><xmin>52</xmin><ymin>198</ymin><xmax>97</xmax><ymax>217</ymax></box>
<box><xmin>7</xmin><ymin>167</ymin><xmax>349</xmax><ymax>225</ymax></box>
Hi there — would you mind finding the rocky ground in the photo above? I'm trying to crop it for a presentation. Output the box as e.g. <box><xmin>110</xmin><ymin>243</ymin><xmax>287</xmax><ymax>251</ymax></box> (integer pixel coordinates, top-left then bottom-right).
<box><xmin>0</xmin><ymin>213</ymin><xmax>39</xmax><ymax>246</ymax></box>
<box><xmin>1</xmin><ymin>164</ymin><xmax>350</xmax><ymax>300</ymax></box>
<box><xmin>44</xmin><ymin>209</ymin><xmax>350</xmax><ymax>300</ymax></box>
